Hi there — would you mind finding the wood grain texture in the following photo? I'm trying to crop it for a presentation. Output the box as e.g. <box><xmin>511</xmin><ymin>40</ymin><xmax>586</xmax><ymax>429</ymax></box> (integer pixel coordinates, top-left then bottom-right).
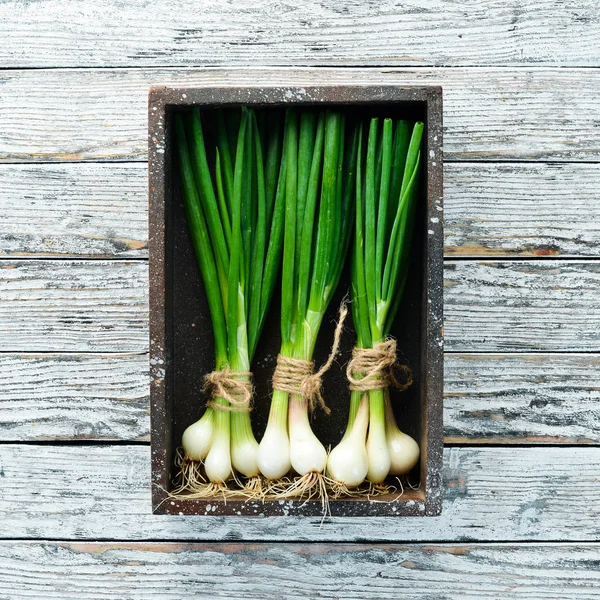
<box><xmin>3</xmin><ymin>259</ymin><xmax>599</xmax><ymax>353</ymax></box>
<box><xmin>3</xmin><ymin>162</ymin><xmax>599</xmax><ymax>258</ymax></box>
<box><xmin>0</xmin><ymin>260</ymin><xmax>148</xmax><ymax>352</ymax></box>
<box><xmin>444</xmin><ymin>163</ymin><xmax>600</xmax><ymax>257</ymax></box>
<box><xmin>0</xmin><ymin>164</ymin><xmax>147</xmax><ymax>258</ymax></box>
<box><xmin>2</xmin><ymin>67</ymin><xmax>600</xmax><ymax>162</ymax></box>
<box><xmin>0</xmin><ymin>542</ymin><xmax>598</xmax><ymax>600</ymax></box>
<box><xmin>445</xmin><ymin>353</ymin><xmax>600</xmax><ymax>444</ymax></box>
<box><xmin>0</xmin><ymin>353</ymin><xmax>148</xmax><ymax>441</ymax></box>
<box><xmin>2</xmin><ymin>353</ymin><xmax>599</xmax><ymax>444</ymax></box>
<box><xmin>1</xmin><ymin>0</ymin><xmax>597</xmax><ymax>593</ymax></box>
<box><xmin>445</xmin><ymin>260</ymin><xmax>600</xmax><ymax>352</ymax></box>
<box><xmin>0</xmin><ymin>445</ymin><xmax>598</xmax><ymax>541</ymax></box>
<box><xmin>1</xmin><ymin>0</ymin><xmax>599</xmax><ymax>68</ymax></box>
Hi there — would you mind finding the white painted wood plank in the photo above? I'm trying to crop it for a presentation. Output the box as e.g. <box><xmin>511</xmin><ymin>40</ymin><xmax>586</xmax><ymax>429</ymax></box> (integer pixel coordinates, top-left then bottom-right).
<box><xmin>0</xmin><ymin>164</ymin><xmax>147</xmax><ymax>258</ymax></box>
<box><xmin>444</xmin><ymin>163</ymin><xmax>600</xmax><ymax>257</ymax></box>
<box><xmin>2</xmin><ymin>259</ymin><xmax>599</xmax><ymax>352</ymax></box>
<box><xmin>0</xmin><ymin>542</ymin><xmax>598</xmax><ymax>600</ymax></box>
<box><xmin>2</xmin><ymin>353</ymin><xmax>599</xmax><ymax>444</ymax></box>
<box><xmin>444</xmin><ymin>353</ymin><xmax>600</xmax><ymax>443</ymax></box>
<box><xmin>0</xmin><ymin>260</ymin><xmax>148</xmax><ymax>352</ymax></box>
<box><xmin>1</xmin><ymin>0</ymin><xmax>599</xmax><ymax>68</ymax></box>
<box><xmin>0</xmin><ymin>354</ymin><xmax>148</xmax><ymax>441</ymax></box>
<box><xmin>1</xmin><ymin>67</ymin><xmax>600</xmax><ymax>162</ymax></box>
<box><xmin>0</xmin><ymin>445</ymin><xmax>597</xmax><ymax>541</ymax></box>
<box><xmin>3</xmin><ymin>162</ymin><xmax>600</xmax><ymax>258</ymax></box>
<box><xmin>445</xmin><ymin>260</ymin><xmax>600</xmax><ymax>352</ymax></box>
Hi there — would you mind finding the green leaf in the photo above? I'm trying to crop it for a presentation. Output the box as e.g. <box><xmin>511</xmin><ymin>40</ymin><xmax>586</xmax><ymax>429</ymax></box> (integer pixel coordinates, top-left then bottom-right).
<box><xmin>281</xmin><ymin>110</ymin><xmax>298</xmax><ymax>346</ymax></box>
<box><xmin>174</xmin><ymin>114</ymin><xmax>228</xmax><ymax>366</ymax></box>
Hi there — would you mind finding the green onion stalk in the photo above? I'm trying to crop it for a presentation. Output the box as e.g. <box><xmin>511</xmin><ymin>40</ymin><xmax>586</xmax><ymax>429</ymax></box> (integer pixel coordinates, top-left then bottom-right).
<box><xmin>326</xmin><ymin>118</ymin><xmax>423</xmax><ymax>488</ymax></box>
<box><xmin>175</xmin><ymin>106</ymin><xmax>285</xmax><ymax>487</ymax></box>
<box><xmin>257</xmin><ymin>110</ymin><xmax>357</xmax><ymax>488</ymax></box>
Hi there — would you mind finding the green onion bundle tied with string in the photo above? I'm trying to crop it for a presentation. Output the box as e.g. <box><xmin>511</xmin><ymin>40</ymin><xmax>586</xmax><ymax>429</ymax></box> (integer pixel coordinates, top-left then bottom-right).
<box><xmin>257</xmin><ymin>110</ymin><xmax>357</xmax><ymax>497</ymax></box>
<box><xmin>327</xmin><ymin>118</ymin><xmax>424</xmax><ymax>491</ymax></box>
<box><xmin>174</xmin><ymin>106</ymin><xmax>285</xmax><ymax>494</ymax></box>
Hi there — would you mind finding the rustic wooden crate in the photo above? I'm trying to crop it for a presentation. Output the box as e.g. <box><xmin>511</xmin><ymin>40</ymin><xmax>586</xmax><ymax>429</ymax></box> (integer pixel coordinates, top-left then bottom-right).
<box><xmin>148</xmin><ymin>85</ymin><xmax>443</xmax><ymax>516</ymax></box>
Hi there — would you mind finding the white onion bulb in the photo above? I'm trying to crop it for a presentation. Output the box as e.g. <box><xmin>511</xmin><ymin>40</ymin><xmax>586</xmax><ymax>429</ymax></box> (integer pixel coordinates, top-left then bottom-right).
<box><xmin>232</xmin><ymin>437</ymin><xmax>260</xmax><ymax>478</ymax></box>
<box><xmin>258</xmin><ymin>421</ymin><xmax>291</xmax><ymax>479</ymax></box>
<box><xmin>387</xmin><ymin>429</ymin><xmax>420</xmax><ymax>475</ymax></box>
<box><xmin>326</xmin><ymin>396</ymin><xmax>369</xmax><ymax>487</ymax></box>
<box><xmin>182</xmin><ymin>416</ymin><xmax>214</xmax><ymax>461</ymax></box>
<box><xmin>204</xmin><ymin>430</ymin><xmax>232</xmax><ymax>482</ymax></box>
<box><xmin>366</xmin><ymin>416</ymin><xmax>391</xmax><ymax>483</ymax></box>
<box><xmin>384</xmin><ymin>392</ymin><xmax>419</xmax><ymax>475</ymax></box>
<box><xmin>289</xmin><ymin>397</ymin><xmax>327</xmax><ymax>475</ymax></box>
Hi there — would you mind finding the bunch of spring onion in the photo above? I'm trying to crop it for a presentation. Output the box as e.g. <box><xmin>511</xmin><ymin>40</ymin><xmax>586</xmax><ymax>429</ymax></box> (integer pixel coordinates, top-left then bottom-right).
<box><xmin>326</xmin><ymin>118</ymin><xmax>423</xmax><ymax>489</ymax></box>
<box><xmin>257</xmin><ymin>110</ymin><xmax>357</xmax><ymax>493</ymax></box>
<box><xmin>175</xmin><ymin>106</ymin><xmax>285</xmax><ymax>490</ymax></box>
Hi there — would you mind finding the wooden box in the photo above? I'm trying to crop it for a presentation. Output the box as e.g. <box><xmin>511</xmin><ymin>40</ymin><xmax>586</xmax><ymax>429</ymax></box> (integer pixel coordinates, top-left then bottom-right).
<box><xmin>149</xmin><ymin>84</ymin><xmax>443</xmax><ymax>517</ymax></box>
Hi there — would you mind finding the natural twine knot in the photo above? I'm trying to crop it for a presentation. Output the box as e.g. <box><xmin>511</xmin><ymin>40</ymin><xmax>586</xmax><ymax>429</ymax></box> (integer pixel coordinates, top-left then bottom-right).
<box><xmin>204</xmin><ymin>366</ymin><xmax>253</xmax><ymax>412</ymax></box>
<box><xmin>346</xmin><ymin>338</ymin><xmax>412</xmax><ymax>393</ymax></box>
<box><xmin>272</xmin><ymin>301</ymin><xmax>349</xmax><ymax>414</ymax></box>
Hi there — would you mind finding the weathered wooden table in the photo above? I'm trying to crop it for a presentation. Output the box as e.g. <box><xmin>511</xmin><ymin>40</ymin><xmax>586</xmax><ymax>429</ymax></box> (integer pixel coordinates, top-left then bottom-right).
<box><xmin>1</xmin><ymin>2</ymin><xmax>599</xmax><ymax>597</ymax></box>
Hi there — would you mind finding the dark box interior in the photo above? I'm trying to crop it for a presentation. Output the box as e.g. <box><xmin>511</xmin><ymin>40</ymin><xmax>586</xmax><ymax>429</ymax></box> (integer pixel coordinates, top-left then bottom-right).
<box><xmin>149</xmin><ymin>86</ymin><xmax>443</xmax><ymax>517</ymax></box>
